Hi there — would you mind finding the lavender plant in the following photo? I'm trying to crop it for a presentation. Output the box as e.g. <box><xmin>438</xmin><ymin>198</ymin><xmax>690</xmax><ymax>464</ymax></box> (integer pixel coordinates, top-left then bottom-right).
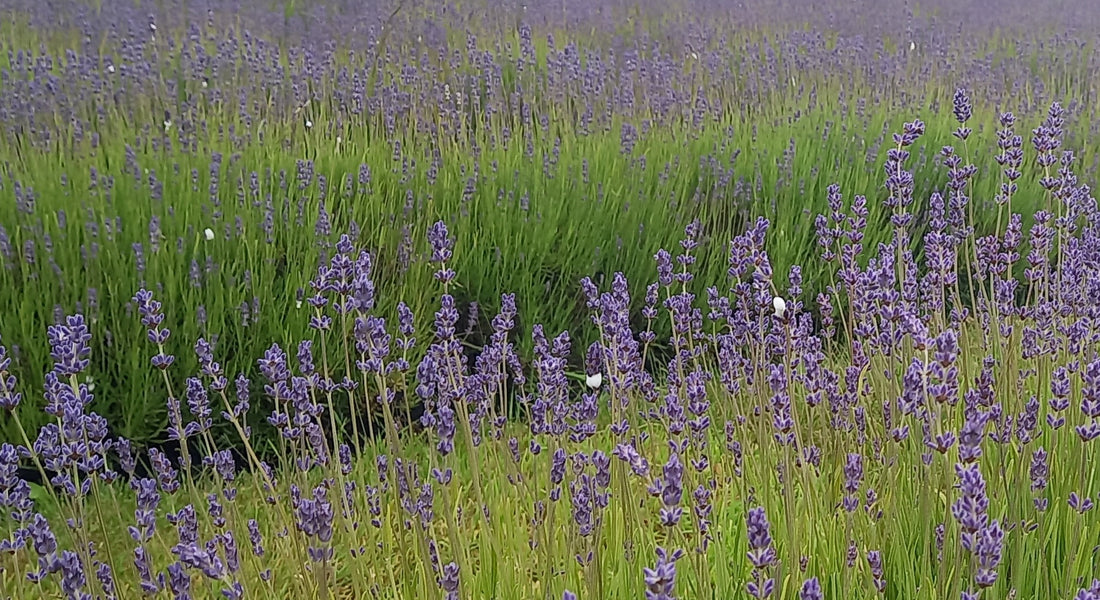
<box><xmin>0</xmin><ymin>1</ymin><xmax>1099</xmax><ymax>599</ymax></box>
<box><xmin>3</xmin><ymin>0</ymin><xmax>1100</xmax><ymax>443</ymax></box>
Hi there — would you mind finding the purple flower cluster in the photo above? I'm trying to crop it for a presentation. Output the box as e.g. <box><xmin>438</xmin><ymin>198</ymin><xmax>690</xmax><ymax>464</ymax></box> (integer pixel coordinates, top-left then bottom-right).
<box><xmin>746</xmin><ymin>507</ymin><xmax>777</xmax><ymax>599</ymax></box>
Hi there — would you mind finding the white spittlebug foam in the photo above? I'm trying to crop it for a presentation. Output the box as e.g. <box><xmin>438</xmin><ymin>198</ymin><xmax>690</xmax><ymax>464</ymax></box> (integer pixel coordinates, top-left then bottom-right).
<box><xmin>773</xmin><ymin>296</ymin><xmax>787</xmax><ymax>319</ymax></box>
<box><xmin>585</xmin><ymin>372</ymin><xmax>603</xmax><ymax>390</ymax></box>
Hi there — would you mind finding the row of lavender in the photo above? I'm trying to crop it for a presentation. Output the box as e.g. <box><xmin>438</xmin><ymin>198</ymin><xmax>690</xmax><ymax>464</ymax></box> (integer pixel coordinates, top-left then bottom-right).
<box><xmin>0</xmin><ymin>0</ymin><xmax>1100</xmax><ymax>596</ymax></box>
<box><xmin>2</xmin><ymin>100</ymin><xmax>1100</xmax><ymax>597</ymax></box>
<box><xmin>4</xmin><ymin>0</ymin><xmax>1100</xmax><ymax>446</ymax></box>
<box><xmin>4</xmin><ymin>0</ymin><xmax>1100</xmax><ymax>141</ymax></box>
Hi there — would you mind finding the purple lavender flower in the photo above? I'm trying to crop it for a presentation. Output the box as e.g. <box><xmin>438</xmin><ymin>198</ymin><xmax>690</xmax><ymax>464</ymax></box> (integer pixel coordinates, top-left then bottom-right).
<box><xmin>1068</xmin><ymin>492</ymin><xmax>1094</xmax><ymax>514</ymax></box>
<box><xmin>1078</xmin><ymin>359</ymin><xmax>1100</xmax><ymax>443</ymax></box>
<box><xmin>1049</xmin><ymin>367</ymin><xmax>1071</xmax><ymax>430</ymax></box>
<box><xmin>166</xmin><ymin>561</ymin><xmax>191</xmax><ymax>599</ymax></box>
<box><xmin>175</xmin><ymin>538</ymin><xmax>226</xmax><ymax>581</ymax></box>
<box><xmin>247</xmin><ymin>520</ymin><xmax>265</xmax><ymax>558</ymax></box>
<box><xmin>958</xmin><ymin>409</ymin><xmax>989</xmax><ymax>462</ymax></box>
<box><xmin>434</xmin><ymin>398</ymin><xmax>457</xmax><ymax>456</ymax></box>
<box><xmin>952</xmin><ymin>463</ymin><xmax>990</xmax><ymax>541</ymax></box>
<box><xmin>569</xmin><ymin>472</ymin><xmax>596</xmax><ymax>537</ymax></box>
<box><xmin>0</xmin><ymin>337</ymin><xmax>22</xmax><ymax>410</ymax></box>
<box><xmin>258</xmin><ymin>344</ymin><xmax>291</xmax><ymax>385</ymax></box>
<box><xmin>428</xmin><ymin>221</ymin><xmax>456</xmax><ymax>284</ymax></box>
<box><xmin>129</xmin><ymin>478</ymin><xmax>160</xmax><ymax>543</ymax></box>
<box><xmin>655</xmin><ymin>249</ymin><xmax>674</xmax><ymax>288</ymax></box>
<box><xmin>221</xmin><ymin>531</ymin><xmax>240</xmax><ymax>574</ymax></box>
<box><xmin>746</xmin><ymin>506</ymin><xmax>777</xmax><ymax>598</ymax></box>
<box><xmin>296</xmin><ymin>485</ymin><xmax>335</xmax><ymax>562</ymax></box>
<box><xmin>800</xmin><ymin>577</ymin><xmax>823</xmax><ymax>600</ymax></box>
<box><xmin>134</xmin><ymin>545</ymin><xmax>163</xmax><ymax>594</ymax></box>
<box><xmin>1075</xmin><ymin>581</ymin><xmax>1100</xmax><ymax>600</ymax></box>
<box><xmin>96</xmin><ymin>561</ymin><xmax>117</xmax><ymax>599</ymax></box>
<box><xmin>973</xmin><ymin>520</ymin><xmax>1005</xmax><ymax>588</ymax></box>
<box><xmin>149</xmin><ymin>447</ymin><xmax>180</xmax><ymax>494</ymax></box>
<box><xmin>184</xmin><ymin>378</ymin><xmax>212</xmax><ymax>435</ymax></box>
<box><xmin>440</xmin><ymin>561</ymin><xmax>459</xmax><ymax>600</ymax></box>
<box><xmin>47</xmin><ymin>314</ymin><xmax>92</xmax><ymax>375</ymax></box>
<box><xmin>225</xmin><ymin>374</ymin><xmax>252</xmax><ymax>433</ymax></box>
<box><xmin>643</xmin><ymin>547</ymin><xmax>682</xmax><ymax>600</ymax></box>
<box><xmin>952</xmin><ymin>88</ymin><xmax>973</xmax><ymax>139</ymax></box>
<box><xmin>658</xmin><ymin>453</ymin><xmax>685</xmax><ymax>527</ymax></box>
<box><xmin>58</xmin><ymin>550</ymin><xmax>89</xmax><ymax>599</ymax></box>
<box><xmin>613</xmin><ymin>442</ymin><xmax>650</xmax><ymax>478</ymax></box>
<box><xmin>26</xmin><ymin>513</ymin><xmax>60</xmax><ymax>582</ymax></box>
<box><xmin>168</xmin><ymin>505</ymin><xmax>199</xmax><ymax>550</ymax></box>
<box><xmin>842</xmin><ymin>453</ymin><xmax>863</xmax><ymax>512</ymax></box>
<box><xmin>1030</xmin><ymin>448</ymin><xmax>1049</xmax><ymax>511</ymax></box>
<box><xmin>0</xmin><ymin>444</ymin><xmax>32</xmax><ymax>550</ymax></box>
<box><xmin>133</xmin><ymin>289</ymin><xmax>172</xmax><ymax>347</ymax></box>
<box><xmin>206</xmin><ymin>493</ymin><xmax>226</xmax><ymax>528</ymax></box>
<box><xmin>866</xmin><ymin>550</ymin><xmax>886</xmax><ymax>593</ymax></box>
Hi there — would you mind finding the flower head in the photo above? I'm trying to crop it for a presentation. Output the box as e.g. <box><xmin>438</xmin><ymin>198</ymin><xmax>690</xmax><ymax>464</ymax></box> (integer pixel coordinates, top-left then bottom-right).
<box><xmin>47</xmin><ymin>314</ymin><xmax>92</xmax><ymax>376</ymax></box>
<box><xmin>643</xmin><ymin>547</ymin><xmax>682</xmax><ymax>600</ymax></box>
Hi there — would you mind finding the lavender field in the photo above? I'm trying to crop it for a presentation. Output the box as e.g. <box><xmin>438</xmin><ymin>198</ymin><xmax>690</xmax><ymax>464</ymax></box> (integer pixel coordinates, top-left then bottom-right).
<box><xmin>2</xmin><ymin>0</ymin><xmax>1100</xmax><ymax>598</ymax></box>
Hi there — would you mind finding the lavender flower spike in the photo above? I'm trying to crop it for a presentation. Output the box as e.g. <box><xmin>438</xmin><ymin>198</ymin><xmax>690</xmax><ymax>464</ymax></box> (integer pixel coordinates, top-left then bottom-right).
<box><xmin>800</xmin><ymin>577</ymin><xmax>823</xmax><ymax>600</ymax></box>
<box><xmin>643</xmin><ymin>547</ymin><xmax>682</xmax><ymax>600</ymax></box>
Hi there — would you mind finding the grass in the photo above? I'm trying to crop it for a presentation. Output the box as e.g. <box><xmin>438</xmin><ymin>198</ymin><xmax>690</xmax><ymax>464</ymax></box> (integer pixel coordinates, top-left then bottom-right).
<box><xmin>0</xmin><ymin>1</ymin><xmax>1099</xmax><ymax>599</ymax></box>
<box><xmin>0</xmin><ymin>1</ymin><xmax>1097</xmax><ymax>444</ymax></box>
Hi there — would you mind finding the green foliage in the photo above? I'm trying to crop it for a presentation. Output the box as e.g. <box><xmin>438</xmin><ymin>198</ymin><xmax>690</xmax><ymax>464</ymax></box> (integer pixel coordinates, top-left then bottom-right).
<box><xmin>0</xmin><ymin>0</ymin><xmax>1097</xmax><ymax>488</ymax></box>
